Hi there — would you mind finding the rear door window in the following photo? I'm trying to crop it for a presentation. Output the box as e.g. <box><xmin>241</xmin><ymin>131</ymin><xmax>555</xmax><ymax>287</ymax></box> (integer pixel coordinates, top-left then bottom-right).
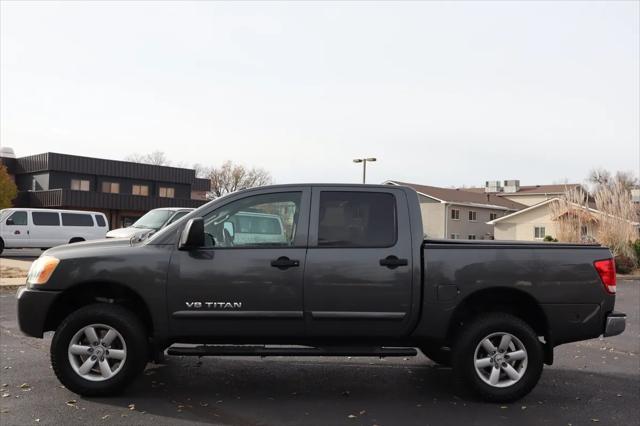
<box><xmin>6</xmin><ymin>211</ymin><xmax>28</xmax><ymax>226</ymax></box>
<box><xmin>317</xmin><ymin>192</ymin><xmax>397</xmax><ymax>247</ymax></box>
<box><xmin>32</xmin><ymin>212</ymin><xmax>61</xmax><ymax>226</ymax></box>
<box><xmin>61</xmin><ymin>213</ymin><xmax>94</xmax><ymax>227</ymax></box>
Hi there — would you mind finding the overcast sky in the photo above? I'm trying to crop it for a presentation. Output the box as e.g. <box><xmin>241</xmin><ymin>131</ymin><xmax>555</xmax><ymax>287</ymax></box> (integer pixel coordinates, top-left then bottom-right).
<box><xmin>1</xmin><ymin>1</ymin><xmax>638</xmax><ymax>187</ymax></box>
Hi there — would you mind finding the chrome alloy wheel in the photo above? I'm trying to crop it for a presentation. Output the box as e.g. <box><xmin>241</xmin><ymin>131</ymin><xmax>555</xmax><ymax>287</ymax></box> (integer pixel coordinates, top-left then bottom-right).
<box><xmin>67</xmin><ymin>324</ymin><xmax>127</xmax><ymax>381</ymax></box>
<box><xmin>473</xmin><ymin>332</ymin><xmax>528</xmax><ymax>388</ymax></box>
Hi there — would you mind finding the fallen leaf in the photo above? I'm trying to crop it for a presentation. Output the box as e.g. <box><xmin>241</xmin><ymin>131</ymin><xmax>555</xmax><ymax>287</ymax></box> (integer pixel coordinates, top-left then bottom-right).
<box><xmin>35</xmin><ymin>419</ymin><xmax>40</xmax><ymax>423</ymax></box>
<box><xmin>1</xmin><ymin>393</ymin><xmax>10</xmax><ymax>398</ymax></box>
<box><xmin>199</xmin><ymin>402</ymin><xmax>209</xmax><ymax>407</ymax></box>
<box><xmin>101</xmin><ymin>415</ymin><xmax>110</xmax><ymax>420</ymax></box>
<box><xmin>359</xmin><ymin>410</ymin><xmax>366</xmax><ymax>415</ymax></box>
<box><xmin>348</xmin><ymin>414</ymin><xmax>357</xmax><ymax>418</ymax></box>
<box><xmin>128</xmin><ymin>404</ymin><xmax>135</xmax><ymax>411</ymax></box>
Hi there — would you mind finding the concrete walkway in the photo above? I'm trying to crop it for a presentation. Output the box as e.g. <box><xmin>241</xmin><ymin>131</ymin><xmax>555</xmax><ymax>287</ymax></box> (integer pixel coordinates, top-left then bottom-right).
<box><xmin>0</xmin><ymin>257</ymin><xmax>31</xmax><ymax>289</ymax></box>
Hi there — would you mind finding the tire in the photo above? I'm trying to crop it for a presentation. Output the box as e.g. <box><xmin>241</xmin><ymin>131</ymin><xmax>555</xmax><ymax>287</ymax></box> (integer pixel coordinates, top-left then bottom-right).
<box><xmin>452</xmin><ymin>313</ymin><xmax>543</xmax><ymax>402</ymax></box>
<box><xmin>420</xmin><ymin>343</ymin><xmax>452</xmax><ymax>367</ymax></box>
<box><xmin>51</xmin><ymin>304</ymin><xmax>148</xmax><ymax>396</ymax></box>
<box><xmin>0</xmin><ymin>238</ymin><xmax>4</xmax><ymax>255</ymax></box>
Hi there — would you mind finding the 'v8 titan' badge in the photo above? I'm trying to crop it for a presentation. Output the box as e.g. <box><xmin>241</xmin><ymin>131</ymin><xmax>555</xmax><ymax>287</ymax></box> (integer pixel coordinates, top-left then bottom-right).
<box><xmin>185</xmin><ymin>301</ymin><xmax>242</xmax><ymax>309</ymax></box>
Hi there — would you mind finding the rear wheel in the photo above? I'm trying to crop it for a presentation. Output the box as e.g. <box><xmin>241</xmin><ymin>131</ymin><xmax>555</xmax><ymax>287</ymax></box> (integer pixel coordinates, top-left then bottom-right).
<box><xmin>0</xmin><ymin>238</ymin><xmax>4</xmax><ymax>255</ymax></box>
<box><xmin>452</xmin><ymin>313</ymin><xmax>543</xmax><ymax>402</ymax></box>
<box><xmin>51</xmin><ymin>304</ymin><xmax>148</xmax><ymax>396</ymax></box>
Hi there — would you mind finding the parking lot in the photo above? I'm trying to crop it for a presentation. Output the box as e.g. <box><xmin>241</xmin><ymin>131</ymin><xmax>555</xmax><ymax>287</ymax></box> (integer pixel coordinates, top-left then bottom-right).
<box><xmin>0</xmin><ymin>280</ymin><xmax>637</xmax><ymax>426</ymax></box>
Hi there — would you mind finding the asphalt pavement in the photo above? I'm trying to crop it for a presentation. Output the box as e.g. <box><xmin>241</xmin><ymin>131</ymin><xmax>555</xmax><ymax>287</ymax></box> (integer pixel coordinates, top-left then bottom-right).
<box><xmin>0</xmin><ymin>282</ymin><xmax>638</xmax><ymax>426</ymax></box>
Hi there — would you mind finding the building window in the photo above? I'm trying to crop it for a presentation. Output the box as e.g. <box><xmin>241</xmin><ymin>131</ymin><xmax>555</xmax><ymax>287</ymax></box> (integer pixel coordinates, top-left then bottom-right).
<box><xmin>71</xmin><ymin>179</ymin><xmax>90</xmax><ymax>191</ymax></box>
<box><xmin>468</xmin><ymin>211</ymin><xmax>477</xmax><ymax>221</ymax></box>
<box><xmin>468</xmin><ymin>235</ymin><xmax>476</xmax><ymax>240</ymax></box>
<box><xmin>159</xmin><ymin>187</ymin><xmax>175</xmax><ymax>198</ymax></box>
<box><xmin>534</xmin><ymin>226</ymin><xmax>546</xmax><ymax>239</ymax></box>
<box><xmin>102</xmin><ymin>182</ymin><xmax>120</xmax><ymax>194</ymax></box>
<box><xmin>451</xmin><ymin>209</ymin><xmax>460</xmax><ymax>220</ymax></box>
<box><xmin>132</xmin><ymin>184</ymin><xmax>149</xmax><ymax>196</ymax></box>
<box><xmin>450</xmin><ymin>234</ymin><xmax>460</xmax><ymax>239</ymax></box>
<box><xmin>489</xmin><ymin>213</ymin><xmax>498</xmax><ymax>221</ymax></box>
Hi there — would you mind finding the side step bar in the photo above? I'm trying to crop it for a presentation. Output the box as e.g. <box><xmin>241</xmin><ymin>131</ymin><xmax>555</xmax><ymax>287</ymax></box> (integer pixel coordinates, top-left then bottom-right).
<box><xmin>167</xmin><ymin>345</ymin><xmax>418</xmax><ymax>357</ymax></box>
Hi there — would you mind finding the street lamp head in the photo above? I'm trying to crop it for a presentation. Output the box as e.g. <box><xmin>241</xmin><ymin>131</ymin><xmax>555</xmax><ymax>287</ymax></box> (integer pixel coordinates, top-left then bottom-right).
<box><xmin>353</xmin><ymin>159</ymin><xmax>363</xmax><ymax>163</ymax></box>
<box><xmin>366</xmin><ymin>158</ymin><xmax>377</xmax><ymax>162</ymax></box>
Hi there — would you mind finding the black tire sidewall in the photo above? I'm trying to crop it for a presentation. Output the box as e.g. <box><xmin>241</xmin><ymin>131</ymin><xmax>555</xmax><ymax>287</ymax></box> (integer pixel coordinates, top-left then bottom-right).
<box><xmin>51</xmin><ymin>304</ymin><xmax>148</xmax><ymax>396</ymax></box>
<box><xmin>453</xmin><ymin>314</ymin><xmax>543</xmax><ymax>402</ymax></box>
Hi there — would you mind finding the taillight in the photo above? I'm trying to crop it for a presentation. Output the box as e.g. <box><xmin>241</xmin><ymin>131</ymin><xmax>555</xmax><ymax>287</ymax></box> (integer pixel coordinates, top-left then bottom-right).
<box><xmin>594</xmin><ymin>258</ymin><xmax>616</xmax><ymax>294</ymax></box>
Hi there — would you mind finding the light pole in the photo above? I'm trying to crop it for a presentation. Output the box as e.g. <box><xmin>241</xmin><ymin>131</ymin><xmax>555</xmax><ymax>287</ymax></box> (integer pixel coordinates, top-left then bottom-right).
<box><xmin>353</xmin><ymin>157</ymin><xmax>377</xmax><ymax>184</ymax></box>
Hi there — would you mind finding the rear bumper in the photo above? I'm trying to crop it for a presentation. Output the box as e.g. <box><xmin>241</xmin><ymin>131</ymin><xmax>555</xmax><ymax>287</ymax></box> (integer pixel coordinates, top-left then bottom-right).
<box><xmin>16</xmin><ymin>286</ymin><xmax>61</xmax><ymax>338</ymax></box>
<box><xmin>604</xmin><ymin>311</ymin><xmax>626</xmax><ymax>337</ymax></box>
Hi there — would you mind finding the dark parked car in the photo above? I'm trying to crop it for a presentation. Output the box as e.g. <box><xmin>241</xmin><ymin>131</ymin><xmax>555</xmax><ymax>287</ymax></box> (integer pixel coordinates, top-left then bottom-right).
<box><xmin>17</xmin><ymin>184</ymin><xmax>626</xmax><ymax>402</ymax></box>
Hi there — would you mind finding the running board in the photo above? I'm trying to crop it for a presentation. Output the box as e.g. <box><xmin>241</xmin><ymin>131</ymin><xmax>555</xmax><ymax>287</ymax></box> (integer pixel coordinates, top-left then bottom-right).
<box><xmin>167</xmin><ymin>345</ymin><xmax>417</xmax><ymax>357</ymax></box>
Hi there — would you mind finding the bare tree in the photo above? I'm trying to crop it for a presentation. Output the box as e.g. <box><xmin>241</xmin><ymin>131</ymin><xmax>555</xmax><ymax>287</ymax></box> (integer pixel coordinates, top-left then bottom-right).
<box><xmin>202</xmin><ymin>161</ymin><xmax>273</xmax><ymax>198</ymax></box>
<box><xmin>588</xmin><ymin>168</ymin><xmax>638</xmax><ymax>192</ymax></box>
<box><xmin>593</xmin><ymin>180</ymin><xmax>637</xmax><ymax>258</ymax></box>
<box><xmin>125</xmin><ymin>150</ymin><xmax>172</xmax><ymax>166</ymax></box>
<box><xmin>555</xmin><ymin>170</ymin><xmax>638</xmax><ymax>257</ymax></box>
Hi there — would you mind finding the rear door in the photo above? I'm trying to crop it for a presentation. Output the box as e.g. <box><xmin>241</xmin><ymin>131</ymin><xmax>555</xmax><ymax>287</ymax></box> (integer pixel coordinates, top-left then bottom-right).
<box><xmin>304</xmin><ymin>187</ymin><xmax>414</xmax><ymax>337</ymax></box>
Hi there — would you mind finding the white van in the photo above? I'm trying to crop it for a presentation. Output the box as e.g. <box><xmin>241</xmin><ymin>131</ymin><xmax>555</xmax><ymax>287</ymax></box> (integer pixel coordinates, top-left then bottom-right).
<box><xmin>0</xmin><ymin>208</ymin><xmax>109</xmax><ymax>254</ymax></box>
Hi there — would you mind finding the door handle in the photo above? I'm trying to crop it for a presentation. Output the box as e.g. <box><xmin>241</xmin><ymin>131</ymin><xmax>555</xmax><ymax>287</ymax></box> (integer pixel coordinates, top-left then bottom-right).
<box><xmin>379</xmin><ymin>255</ymin><xmax>408</xmax><ymax>269</ymax></box>
<box><xmin>14</xmin><ymin>230</ymin><xmax>20</xmax><ymax>235</ymax></box>
<box><xmin>271</xmin><ymin>256</ymin><xmax>300</xmax><ymax>270</ymax></box>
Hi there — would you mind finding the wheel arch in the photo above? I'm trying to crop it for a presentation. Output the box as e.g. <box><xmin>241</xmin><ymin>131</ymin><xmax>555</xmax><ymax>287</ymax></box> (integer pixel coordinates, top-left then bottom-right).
<box><xmin>447</xmin><ymin>287</ymin><xmax>552</xmax><ymax>364</ymax></box>
<box><xmin>44</xmin><ymin>281</ymin><xmax>154</xmax><ymax>336</ymax></box>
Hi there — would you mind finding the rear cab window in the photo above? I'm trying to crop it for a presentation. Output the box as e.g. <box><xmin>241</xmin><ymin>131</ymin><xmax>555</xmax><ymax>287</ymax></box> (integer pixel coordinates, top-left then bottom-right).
<box><xmin>62</xmin><ymin>213</ymin><xmax>94</xmax><ymax>227</ymax></box>
<box><xmin>317</xmin><ymin>191</ymin><xmax>397</xmax><ymax>247</ymax></box>
<box><xmin>32</xmin><ymin>212</ymin><xmax>61</xmax><ymax>226</ymax></box>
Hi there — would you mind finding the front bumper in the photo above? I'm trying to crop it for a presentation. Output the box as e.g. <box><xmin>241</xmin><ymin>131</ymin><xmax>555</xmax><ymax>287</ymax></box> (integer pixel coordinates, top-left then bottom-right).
<box><xmin>16</xmin><ymin>286</ymin><xmax>61</xmax><ymax>338</ymax></box>
<box><xmin>604</xmin><ymin>311</ymin><xmax>626</xmax><ymax>337</ymax></box>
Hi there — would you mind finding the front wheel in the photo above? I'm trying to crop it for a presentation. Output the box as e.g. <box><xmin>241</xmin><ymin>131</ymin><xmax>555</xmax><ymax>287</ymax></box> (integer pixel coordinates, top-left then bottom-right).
<box><xmin>51</xmin><ymin>304</ymin><xmax>148</xmax><ymax>396</ymax></box>
<box><xmin>452</xmin><ymin>313</ymin><xmax>543</xmax><ymax>402</ymax></box>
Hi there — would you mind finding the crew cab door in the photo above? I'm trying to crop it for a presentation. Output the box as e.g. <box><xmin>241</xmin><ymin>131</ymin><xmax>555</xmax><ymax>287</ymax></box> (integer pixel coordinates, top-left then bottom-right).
<box><xmin>167</xmin><ymin>188</ymin><xmax>311</xmax><ymax>338</ymax></box>
<box><xmin>304</xmin><ymin>187</ymin><xmax>414</xmax><ymax>337</ymax></box>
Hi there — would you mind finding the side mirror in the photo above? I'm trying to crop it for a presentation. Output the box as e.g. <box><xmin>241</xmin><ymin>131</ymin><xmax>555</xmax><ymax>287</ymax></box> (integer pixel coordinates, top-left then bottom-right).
<box><xmin>178</xmin><ymin>217</ymin><xmax>205</xmax><ymax>250</ymax></box>
<box><xmin>6</xmin><ymin>218</ymin><xmax>14</xmax><ymax>226</ymax></box>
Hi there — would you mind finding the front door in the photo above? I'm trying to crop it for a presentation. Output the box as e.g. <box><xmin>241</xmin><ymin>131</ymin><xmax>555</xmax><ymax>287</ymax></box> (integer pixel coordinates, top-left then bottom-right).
<box><xmin>167</xmin><ymin>188</ymin><xmax>310</xmax><ymax>338</ymax></box>
<box><xmin>2</xmin><ymin>211</ymin><xmax>30</xmax><ymax>248</ymax></box>
<box><xmin>304</xmin><ymin>188</ymin><xmax>414</xmax><ymax>337</ymax></box>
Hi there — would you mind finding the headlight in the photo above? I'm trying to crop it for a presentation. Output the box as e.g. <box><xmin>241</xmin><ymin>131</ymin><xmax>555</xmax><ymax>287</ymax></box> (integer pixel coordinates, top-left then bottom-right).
<box><xmin>26</xmin><ymin>256</ymin><xmax>60</xmax><ymax>286</ymax></box>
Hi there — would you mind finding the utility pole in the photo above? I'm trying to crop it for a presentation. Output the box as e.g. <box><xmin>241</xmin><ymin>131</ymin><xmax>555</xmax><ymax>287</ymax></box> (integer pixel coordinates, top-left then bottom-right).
<box><xmin>353</xmin><ymin>157</ymin><xmax>376</xmax><ymax>184</ymax></box>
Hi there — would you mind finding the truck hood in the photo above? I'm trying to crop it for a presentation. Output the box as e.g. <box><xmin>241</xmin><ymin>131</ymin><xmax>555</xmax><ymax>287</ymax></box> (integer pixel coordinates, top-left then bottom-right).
<box><xmin>105</xmin><ymin>227</ymin><xmax>154</xmax><ymax>239</ymax></box>
<box><xmin>44</xmin><ymin>237</ymin><xmax>133</xmax><ymax>258</ymax></box>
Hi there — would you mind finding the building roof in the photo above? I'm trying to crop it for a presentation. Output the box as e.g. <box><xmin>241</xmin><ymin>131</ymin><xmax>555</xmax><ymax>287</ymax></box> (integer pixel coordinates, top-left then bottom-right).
<box><xmin>8</xmin><ymin>152</ymin><xmax>210</xmax><ymax>190</ymax></box>
<box><xmin>462</xmin><ymin>183</ymin><xmax>583</xmax><ymax>195</ymax></box>
<box><xmin>487</xmin><ymin>197</ymin><xmax>639</xmax><ymax>226</ymax></box>
<box><xmin>386</xmin><ymin>180</ymin><xmax>526</xmax><ymax>210</ymax></box>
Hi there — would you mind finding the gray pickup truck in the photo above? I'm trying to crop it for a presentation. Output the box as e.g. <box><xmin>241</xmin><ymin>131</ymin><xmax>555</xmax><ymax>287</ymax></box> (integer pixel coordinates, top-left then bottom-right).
<box><xmin>17</xmin><ymin>184</ymin><xmax>626</xmax><ymax>402</ymax></box>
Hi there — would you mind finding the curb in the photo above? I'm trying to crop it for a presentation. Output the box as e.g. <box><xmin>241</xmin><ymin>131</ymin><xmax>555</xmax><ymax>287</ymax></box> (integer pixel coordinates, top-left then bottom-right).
<box><xmin>0</xmin><ymin>285</ymin><xmax>22</xmax><ymax>291</ymax></box>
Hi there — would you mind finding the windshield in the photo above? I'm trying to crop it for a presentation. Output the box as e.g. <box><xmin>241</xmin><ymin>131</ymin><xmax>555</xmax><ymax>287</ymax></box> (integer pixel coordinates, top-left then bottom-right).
<box><xmin>131</xmin><ymin>209</ymin><xmax>175</xmax><ymax>230</ymax></box>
